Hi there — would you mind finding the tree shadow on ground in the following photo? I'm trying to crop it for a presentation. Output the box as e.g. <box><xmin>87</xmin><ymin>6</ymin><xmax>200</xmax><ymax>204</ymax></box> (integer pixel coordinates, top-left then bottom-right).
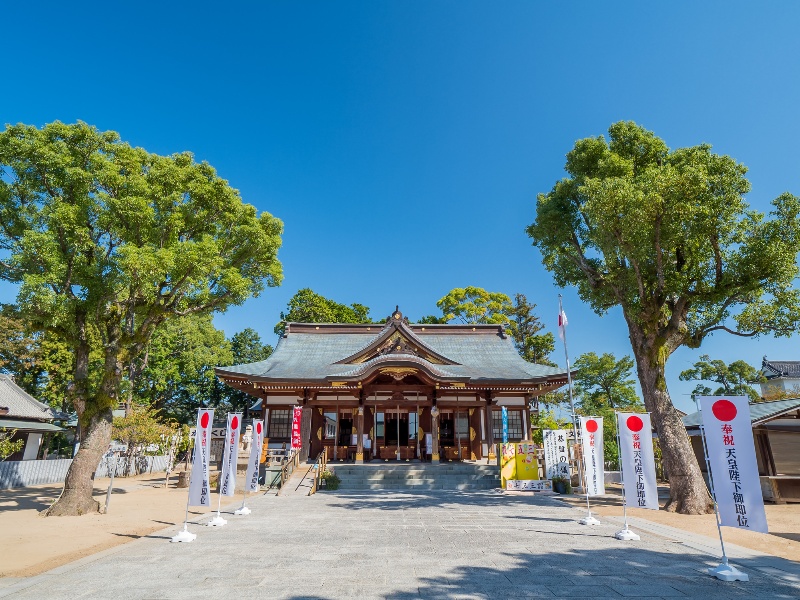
<box><xmin>0</xmin><ymin>485</ymin><xmax>128</xmax><ymax>513</ymax></box>
<box><xmin>773</xmin><ymin>531</ymin><xmax>800</xmax><ymax>542</ymax></box>
<box><xmin>279</xmin><ymin>544</ymin><xmax>800</xmax><ymax>599</ymax></box>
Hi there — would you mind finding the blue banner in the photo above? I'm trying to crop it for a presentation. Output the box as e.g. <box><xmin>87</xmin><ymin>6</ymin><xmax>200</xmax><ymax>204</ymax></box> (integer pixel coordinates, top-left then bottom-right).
<box><xmin>501</xmin><ymin>406</ymin><xmax>508</xmax><ymax>443</ymax></box>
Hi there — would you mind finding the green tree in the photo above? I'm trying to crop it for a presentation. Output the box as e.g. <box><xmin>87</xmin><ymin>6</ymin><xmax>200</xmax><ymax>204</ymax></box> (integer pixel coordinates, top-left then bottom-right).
<box><xmin>0</xmin><ymin>429</ymin><xmax>24</xmax><ymax>460</ymax></box>
<box><xmin>275</xmin><ymin>288</ymin><xmax>371</xmax><ymax>335</ymax></box>
<box><xmin>112</xmin><ymin>406</ymin><xmax>172</xmax><ymax>476</ymax></box>
<box><xmin>679</xmin><ymin>355</ymin><xmax>764</xmax><ymax>402</ymax></box>
<box><xmin>573</xmin><ymin>352</ymin><xmax>641</xmax><ymax>412</ymax></box>
<box><xmin>416</xmin><ymin>315</ymin><xmax>447</xmax><ymax>324</ymax></box>
<box><xmin>136</xmin><ymin>314</ymin><xmax>234</xmax><ymax>422</ymax></box>
<box><xmin>507</xmin><ymin>293</ymin><xmax>556</xmax><ymax>365</ymax></box>
<box><xmin>0</xmin><ymin>121</ymin><xmax>283</xmax><ymax>516</ymax></box>
<box><xmin>436</xmin><ymin>286</ymin><xmax>512</xmax><ymax>324</ymax></box>
<box><xmin>215</xmin><ymin>327</ymin><xmax>273</xmax><ymax>414</ymax></box>
<box><xmin>572</xmin><ymin>352</ymin><xmax>644</xmax><ymax>470</ymax></box>
<box><xmin>528</xmin><ymin>121</ymin><xmax>800</xmax><ymax>513</ymax></box>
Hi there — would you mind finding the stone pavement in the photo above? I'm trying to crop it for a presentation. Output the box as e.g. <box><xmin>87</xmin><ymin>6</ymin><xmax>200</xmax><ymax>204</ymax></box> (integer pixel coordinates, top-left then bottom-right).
<box><xmin>1</xmin><ymin>490</ymin><xmax>799</xmax><ymax>599</ymax></box>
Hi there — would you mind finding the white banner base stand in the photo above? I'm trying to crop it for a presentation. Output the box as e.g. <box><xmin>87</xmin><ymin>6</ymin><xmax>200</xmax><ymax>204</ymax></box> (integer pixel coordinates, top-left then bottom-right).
<box><xmin>234</xmin><ymin>506</ymin><xmax>251</xmax><ymax>516</ymax></box>
<box><xmin>614</xmin><ymin>527</ymin><xmax>640</xmax><ymax>541</ymax></box>
<box><xmin>207</xmin><ymin>512</ymin><xmax>227</xmax><ymax>527</ymax></box>
<box><xmin>579</xmin><ymin>512</ymin><xmax>601</xmax><ymax>525</ymax></box>
<box><xmin>170</xmin><ymin>526</ymin><xmax>197</xmax><ymax>543</ymax></box>
<box><xmin>708</xmin><ymin>561</ymin><xmax>748</xmax><ymax>582</ymax></box>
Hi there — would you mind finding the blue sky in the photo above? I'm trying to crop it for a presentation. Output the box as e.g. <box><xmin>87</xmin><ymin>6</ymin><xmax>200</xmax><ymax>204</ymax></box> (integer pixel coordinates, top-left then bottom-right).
<box><xmin>2</xmin><ymin>2</ymin><xmax>799</xmax><ymax>413</ymax></box>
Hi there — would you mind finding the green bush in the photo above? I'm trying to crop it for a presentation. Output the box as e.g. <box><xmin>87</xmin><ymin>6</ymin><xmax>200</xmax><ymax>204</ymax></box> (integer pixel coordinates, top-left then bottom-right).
<box><xmin>551</xmin><ymin>476</ymin><xmax>572</xmax><ymax>494</ymax></box>
<box><xmin>320</xmin><ymin>469</ymin><xmax>340</xmax><ymax>490</ymax></box>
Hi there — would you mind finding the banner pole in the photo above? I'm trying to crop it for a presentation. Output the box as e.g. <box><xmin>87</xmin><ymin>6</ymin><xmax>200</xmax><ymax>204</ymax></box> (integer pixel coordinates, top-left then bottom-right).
<box><xmin>558</xmin><ymin>294</ymin><xmax>584</xmax><ymax>493</ymax></box>
<box><xmin>694</xmin><ymin>396</ymin><xmax>747</xmax><ymax>581</ymax></box>
<box><xmin>208</xmin><ymin>413</ymin><xmax>230</xmax><ymax>527</ymax></box>
<box><xmin>578</xmin><ymin>413</ymin><xmax>600</xmax><ymax>526</ymax></box>
<box><xmin>613</xmin><ymin>411</ymin><xmax>639</xmax><ymax>540</ymax></box>
<box><xmin>171</xmin><ymin>407</ymin><xmax>202</xmax><ymax>543</ymax></box>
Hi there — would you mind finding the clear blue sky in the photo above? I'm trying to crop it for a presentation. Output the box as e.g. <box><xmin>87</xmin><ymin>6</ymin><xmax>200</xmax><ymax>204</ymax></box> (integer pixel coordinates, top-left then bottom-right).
<box><xmin>2</xmin><ymin>2</ymin><xmax>799</xmax><ymax>413</ymax></box>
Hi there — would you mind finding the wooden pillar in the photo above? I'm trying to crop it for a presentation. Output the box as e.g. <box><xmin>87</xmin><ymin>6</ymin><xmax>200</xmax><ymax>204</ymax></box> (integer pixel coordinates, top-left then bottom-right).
<box><xmin>431</xmin><ymin>389</ymin><xmax>440</xmax><ymax>463</ymax></box>
<box><xmin>356</xmin><ymin>391</ymin><xmax>365</xmax><ymax>463</ymax></box>
<box><xmin>523</xmin><ymin>395</ymin><xmax>531</xmax><ymax>441</ymax></box>
<box><xmin>485</xmin><ymin>391</ymin><xmax>495</xmax><ymax>462</ymax></box>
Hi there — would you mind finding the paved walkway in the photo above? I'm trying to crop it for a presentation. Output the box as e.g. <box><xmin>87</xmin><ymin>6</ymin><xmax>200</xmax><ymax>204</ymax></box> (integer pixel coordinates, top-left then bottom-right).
<box><xmin>1</xmin><ymin>490</ymin><xmax>799</xmax><ymax>599</ymax></box>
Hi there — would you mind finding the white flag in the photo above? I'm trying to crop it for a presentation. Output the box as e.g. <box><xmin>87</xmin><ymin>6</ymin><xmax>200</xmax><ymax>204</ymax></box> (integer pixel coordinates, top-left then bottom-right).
<box><xmin>219</xmin><ymin>413</ymin><xmax>242</xmax><ymax>497</ymax></box>
<box><xmin>187</xmin><ymin>408</ymin><xmax>214</xmax><ymax>506</ymax></box>
<box><xmin>699</xmin><ymin>396</ymin><xmax>767</xmax><ymax>533</ymax></box>
<box><xmin>580</xmin><ymin>416</ymin><xmax>605</xmax><ymax>496</ymax></box>
<box><xmin>543</xmin><ymin>429</ymin><xmax>570</xmax><ymax>479</ymax></box>
<box><xmin>558</xmin><ymin>309</ymin><xmax>568</xmax><ymax>342</ymax></box>
<box><xmin>246</xmin><ymin>420</ymin><xmax>264</xmax><ymax>493</ymax></box>
<box><xmin>618</xmin><ymin>412</ymin><xmax>658</xmax><ymax>510</ymax></box>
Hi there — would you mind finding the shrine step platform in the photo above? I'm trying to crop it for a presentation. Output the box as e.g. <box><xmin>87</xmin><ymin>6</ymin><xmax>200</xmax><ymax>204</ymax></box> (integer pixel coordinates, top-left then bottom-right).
<box><xmin>329</xmin><ymin>463</ymin><xmax>500</xmax><ymax>491</ymax></box>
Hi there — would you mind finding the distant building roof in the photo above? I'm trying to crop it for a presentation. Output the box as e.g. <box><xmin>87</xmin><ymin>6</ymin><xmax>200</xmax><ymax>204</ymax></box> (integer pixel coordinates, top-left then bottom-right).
<box><xmin>761</xmin><ymin>357</ymin><xmax>800</xmax><ymax>380</ymax></box>
<box><xmin>0</xmin><ymin>374</ymin><xmax>55</xmax><ymax>421</ymax></box>
<box><xmin>683</xmin><ymin>397</ymin><xmax>800</xmax><ymax>429</ymax></box>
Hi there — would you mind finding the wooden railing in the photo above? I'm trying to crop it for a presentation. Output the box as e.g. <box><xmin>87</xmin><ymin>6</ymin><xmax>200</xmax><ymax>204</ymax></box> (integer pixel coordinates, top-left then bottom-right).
<box><xmin>309</xmin><ymin>448</ymin><xmax>328</xmax><ymax>495</ymax></box>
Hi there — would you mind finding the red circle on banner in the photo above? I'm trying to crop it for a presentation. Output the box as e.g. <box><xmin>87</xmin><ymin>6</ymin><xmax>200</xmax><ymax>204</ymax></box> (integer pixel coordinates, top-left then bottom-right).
<box><xmin>256</xmin><ymin>422</ymin><xmax>262</xmax><ymax>435</ymax></box>
<box><xmin>231</xmin><ymin>416</ymin><xmax>239</xmax><ymax>429</ymax></box>
<box><xmin>627</xmin><ymin>415</ymin><xmax>644</xmax><ymax>432</ymax></box>
<box><xmin>200</xmin><ymin>412</ymin><xmax>209</xmax><ymax>428</ymax></box>
<box><xmin>585</xmin><ymin>419</ymin><xmax>598</xmax><ymax>433</ymax></box>
<box><xmin>712</xmin><ymin>400</ymin><xmax>737</xmax><ymax>422</ymax></box>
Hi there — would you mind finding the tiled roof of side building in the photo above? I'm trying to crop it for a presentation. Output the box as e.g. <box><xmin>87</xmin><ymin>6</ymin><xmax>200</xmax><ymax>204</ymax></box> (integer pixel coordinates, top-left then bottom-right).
<box><xmin>216</xmin><ymin>324</ymin><xmax>567</xmax><ymax>383</ymax></box>
<box><xmin>761</xmin><ymin>358</ymin><xmax>800</xmax><ymax>379</ymax></box>
<box><xmin>0</xmin><ymin>373</ymin><xmax>56</xmax><ymax>421</ymax></box>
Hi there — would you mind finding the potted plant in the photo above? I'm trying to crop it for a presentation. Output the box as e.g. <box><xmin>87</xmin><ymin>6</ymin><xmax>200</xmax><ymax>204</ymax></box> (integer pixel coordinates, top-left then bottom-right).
<box><xmin>551</xmin><ymin>476</ymin><xmax>572</xmax><ymax>494</ymax></box>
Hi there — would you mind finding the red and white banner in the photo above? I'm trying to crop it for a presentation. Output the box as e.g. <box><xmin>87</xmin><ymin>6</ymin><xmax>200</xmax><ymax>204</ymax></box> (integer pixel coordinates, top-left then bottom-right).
<box><xmin>246</xmin><ymin>420</ymin><xmax>264</xmax><ymax>493</ymax></box>
<box><xmin>219</xmin><ymin>413</ymin><xmax>242</xmax><ymax>497</ymax></box>
<box><xmin>291</xmin><ymin>406</ymin><xmax>303</xmax><ymax>449</ymax></box>
<box><xmin>188</xmin><ymin>408</ymin><xmax>214</xmax><ymax>506</ymax></box>
<box><xmin>617</xmin><ymin>412</ymin><xmax>658</xmax><ymax>510</ymax></box>
<box><xmin>699</xmin><ymin>396</ymin><xmax>767</xmax><ymax>533</ymax></box>
<box><xmin>580</xmin><ymin>416</ymin><xmax>605</xmax><ymax>496</ymax></box>
<box><xmin>557</xmin><ymin>309</ymin><xmax>568</xmax><ymax>342</ymax></box>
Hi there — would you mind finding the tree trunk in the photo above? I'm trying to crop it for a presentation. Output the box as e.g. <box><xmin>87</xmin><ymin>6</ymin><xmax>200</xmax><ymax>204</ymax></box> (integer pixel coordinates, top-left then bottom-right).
<box><xmin>44</xmin><ymin>408</ymin><xmax>113</xmax><ymax>515</ymax></box>
<box><xmin>629</xmin><ymin>330</ymin><xmax>713</xmax><ymax>514</ymax></box>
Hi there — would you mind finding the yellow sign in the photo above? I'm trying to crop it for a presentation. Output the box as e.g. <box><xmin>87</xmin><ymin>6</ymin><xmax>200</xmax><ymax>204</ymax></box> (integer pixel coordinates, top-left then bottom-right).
<box><xmin>499</xmin><ymin>443</ymin><xmax>539</xmax><ymax>488</ymax></box>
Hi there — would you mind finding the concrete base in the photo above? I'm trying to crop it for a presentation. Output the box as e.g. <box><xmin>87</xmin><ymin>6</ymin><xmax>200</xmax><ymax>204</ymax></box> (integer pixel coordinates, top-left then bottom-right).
<box><xmin>207</xmin><ymin>513</ymin><xmax>227</xmax><ymax>527</ymax></box>
<box><xmin>579</xmin><ymin>513</ymin><xmax>601</xmax><ymax>526</ymax></box>
<box><xmin>170</xmin><ymin>527</ymin><xmax>196</xmax><ymax>543</ymax></box>
<box><xmin>708</xmin><ymin>562</ymin><xmax>749</xmax><ymax>582</ymax></box>
<box><xmin>614</xmin><ymin>527</ymin><xmax>640</xmax><ymax>541</ymax></box>
<box><xmin>234</xmin><ymin>506</ymin><xmax>251</xmax><ymax>516</ymax></box>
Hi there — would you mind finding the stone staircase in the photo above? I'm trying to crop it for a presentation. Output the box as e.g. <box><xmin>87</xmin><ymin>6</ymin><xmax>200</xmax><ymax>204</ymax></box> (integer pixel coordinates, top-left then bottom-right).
<box><xmin>329</xmin><ymin>463</ymin><xmax>500</xmax><ymax>491</ymax></box>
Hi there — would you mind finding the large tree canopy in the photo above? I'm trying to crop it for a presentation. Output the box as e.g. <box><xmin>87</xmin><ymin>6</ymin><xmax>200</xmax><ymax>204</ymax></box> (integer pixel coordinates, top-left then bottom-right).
<box><xmin>527</xmin><ymin>121</ymin><xmax>800</xmax><ymax>513</ymax></box>
<box><xmin>0</xmin><ymin>121</ymin><xmax>283</xmax><ymax>515</ymax></box>
<box><xmin>275</xmin><ymin>288</ymin><xmax>371</xmax><ymax>335</ymax></box>
<box><xmin>436</xmin><ymin>286</ymin><xmax>512</xmax><ymax>324</ymax></box>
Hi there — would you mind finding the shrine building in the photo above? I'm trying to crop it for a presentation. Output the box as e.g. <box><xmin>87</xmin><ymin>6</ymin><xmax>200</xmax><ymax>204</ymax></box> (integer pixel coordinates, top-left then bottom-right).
<box><xmin>215</xmin><ymin>308</ymin><xmax>569</xmax><ymax>464</ymax></box>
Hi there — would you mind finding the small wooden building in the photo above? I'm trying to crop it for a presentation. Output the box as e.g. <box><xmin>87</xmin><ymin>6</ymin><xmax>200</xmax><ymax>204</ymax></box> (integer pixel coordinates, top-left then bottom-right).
<box><xmin>215</xmin><ymin>308</ymin><xmax>569</xmax><ymax>464</ymax></box>
<box><xmin>0</xmin><ymin>373</ymin><xmax>63</xmax><ymax>460</ymax></box>
<box><xmin>683</xmin><ymin>398</ymin><xmax>800</xmax><ymax>503</ymax></box>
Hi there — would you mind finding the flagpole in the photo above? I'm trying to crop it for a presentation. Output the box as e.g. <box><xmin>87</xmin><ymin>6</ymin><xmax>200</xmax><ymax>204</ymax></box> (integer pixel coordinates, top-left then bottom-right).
<box><xmin>613</xmin><ymin>411</ymin><xmax>640</xmax><ymax>540</ymax></box>
<box><xmin>208</xmin><ymin>413</ymin><xmax>230</xmax><ymax>527</ymax></box>
<box><xmin>558</xmin><ymin>294</ymin><xmax>584</xmax><ymax>492</ymax></box>
<box><xmin>171</xmin><ymin>408</ymin><xmax>202</xmax><ymax>543</ymax></box>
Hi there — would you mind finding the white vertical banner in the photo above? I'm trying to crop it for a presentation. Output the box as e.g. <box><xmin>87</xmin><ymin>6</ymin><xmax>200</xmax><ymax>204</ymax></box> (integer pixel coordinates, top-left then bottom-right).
<box><xmin>219</xmin><ymin>413</ymin><xmax>242</xmax><ymax>497</ymax></box>
<box><xmin>580</xmin><ymin>416</ymin><xmax>605</xmax><ymax>496</ymax></box>
<box><xmin>188</xmin><ymin>408</ymin><xmax>214</xmax><ymax>506</ymax></box>
<box><xmin>618</xmin><ymin>413</ymin><xmax>658</xmax><ymax>510</ymax></box>
<box><xmin>246</xmin><ymin>420</ymin><xmax>264</xmax><ymax>493</ymax></box>
<box><xmin>543</xmin><ymin>429</ymin><xmax>570</xmax><ymax>479</ymax></box>
<box><xmin>699</xmin><ymin>396</ymin><xmax>768</xmax><ymax>533</ymax></box>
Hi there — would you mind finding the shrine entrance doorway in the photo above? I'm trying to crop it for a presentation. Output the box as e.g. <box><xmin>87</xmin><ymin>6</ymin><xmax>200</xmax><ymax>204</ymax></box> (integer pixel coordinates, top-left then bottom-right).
<box><xmin>375</xmin><ymin>407</ymin><xmax>420</xmax><ymax>461</ymax></box>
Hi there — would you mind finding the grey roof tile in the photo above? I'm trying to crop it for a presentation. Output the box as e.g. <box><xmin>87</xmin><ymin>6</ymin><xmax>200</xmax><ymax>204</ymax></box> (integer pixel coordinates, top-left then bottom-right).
<box><xmin>0</xmin><ymin>374</ymin><xmax>55</xmax><ymax>421</ymax></box>
<box><xmin>217</xmin><ymin>326</ymin><xmax>566</xmax><ymax>383</ymax></box>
